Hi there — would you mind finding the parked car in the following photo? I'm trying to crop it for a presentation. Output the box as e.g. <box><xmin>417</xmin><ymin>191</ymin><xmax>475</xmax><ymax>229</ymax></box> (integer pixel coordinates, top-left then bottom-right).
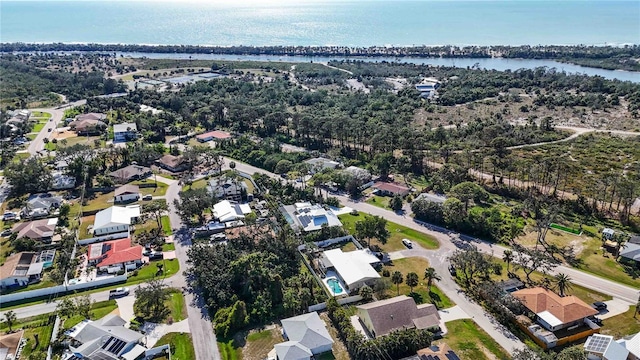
<box><xmin>448</xmin><ymin>265</ymin><xmax>457</xmax><ymax>276</ymax></box>
<box><xmin>402</xmin><ymin>238</ymin><xmax>413</xmax><ymax>248</ymax></box>
<box><xmin>0</xmin><ymin>229</ymin><xmax>12</xmax><ymax>237</ymax></box>
<box><xmin>48</xmin><ymin>128</ymin><xmax>52</xmax><ymax>132</ymax></box>
<box><xmin>109</xmin><ymin>287</ymin><xmax>130</xmax><ymax>298</ymax></box>
<box><xmin>592</xmin><ymin>302</ymin><xmax>607</xmax><ymax>311</ymax></box>
<box><xmin>2</xmin><ymin>212</ymin><xmax>18</xmax><ymax>221</ymax></box>
<box><xmin>142</xmin><ymin>194</ymin><xmax>153</xmax><ymax>201</ymax></box>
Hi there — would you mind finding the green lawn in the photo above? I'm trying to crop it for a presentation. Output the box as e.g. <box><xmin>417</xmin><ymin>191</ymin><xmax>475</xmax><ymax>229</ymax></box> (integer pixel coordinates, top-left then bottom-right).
<box><xmin>155</xmin><ymin>332</ymin><xmax>195</xmax><ymax>360</ymax></box>
<box><xmin>161</xmin><ymin>215</ymin><xmax>173</xmax><ymax>235</ymax></box>
<box><xmin>382</xmin><ymin>257</ymin><xmax>454</xmax><ymax>309</ymax></box>
<box><xmin>218</xmin><ymin>339</ymin><xmax>242</xmax><ymax>360</ymax></box>
<box><xmin>576</xmin><ymin>237</ymin><xmax>640</xmax><ymax>288</ymax></box>
<box><xmin>32</xmin><ymin>122</ymin><xmax>46</xmax><ymax>132</ymax></box>
<box><xmin>127</xmin><ymin>259</ymin><xmax>179</xmax><ymax>283</ymax></box>
<box><xmin>162</xmin><ymin>242</ymin><xmax>176</xmax><ymax>251</ymax></box>
<box><xmin>20</xmin><ymin>323</ymin><xmax>53</xmax><ymax>358</ymax></box>
<box><xmin>190</xmin><ymin>178</ymin><xmax>208</xmax><ymax>190</ymax></box>
<box><xmin>63</xmin><ymin>300</ymin><xmax>118</xmax><ymax>329</ymax></box>
<box><xmin>339</xmin><ymin>212</ymin><xmax>439</xmax><ymax>252</ymax></box>
<box><xmin>134</xmin><ymin>180</ymin><xmax>168</xmax><ymax>196</ymax></box>
<box><xmin>26</xmin><ymin>133</ymin><xmax>37</xmax><ymax>140</ymax></box>
<box><xmin>365</xmin><ymin>195</ymin><xmax>390</xmax><ymax>209</ymax></box>
<box><xmin>167</xmin><ymin>290</ymin><xmax>187</xmax><ymax>322</ymax></box>
<box><xmin>491</xmin><ymin>259</ymin><xmax>613</xmax><ymax>303</ymax></box>
<box><xmin>600</xmin><ymin>307</ymin><xmax>640</xmax><ymax>339</ymax></box>
<box><xmin>0</xmin><ymin>313</ymin><xmax>50</xmax><ymax>333</ymax></box>
<box><xmin>32</xmin><ymin>111</ymin><xmax>51</xmax><ymax>118</ymax></box>
<box><xmin>82</xmin><ymin>191</ymin><xmax>114</xmax><ymax>212</ymax></box>
<box><xmin>442</xmin><ymin>319</ymin><xmax>510</xmax><ymax>360</ymax></box>
<box><xmin>44</xmin><ymin>142</ymin><xmax>56</xmax><ymax>151</ymax></box>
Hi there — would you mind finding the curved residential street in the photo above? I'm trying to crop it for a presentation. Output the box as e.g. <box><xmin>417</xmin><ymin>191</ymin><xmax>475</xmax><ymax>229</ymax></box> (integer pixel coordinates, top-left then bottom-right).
<box><xmin>4</xmin><ymin>102</ymin><xmax>638</xmax><ymax>358</ymax></box>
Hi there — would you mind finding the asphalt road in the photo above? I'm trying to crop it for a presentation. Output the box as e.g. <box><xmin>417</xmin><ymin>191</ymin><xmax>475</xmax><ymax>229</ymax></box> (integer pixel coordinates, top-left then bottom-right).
<box><xmin>204</xmin><ymin>158</ymin><xmax>640</xmax><ymax>350</ymax></box>
<box><xmin>162</xmin><ymin>177</ymin><xmax>221</xmax><ymax>360</ymax></box>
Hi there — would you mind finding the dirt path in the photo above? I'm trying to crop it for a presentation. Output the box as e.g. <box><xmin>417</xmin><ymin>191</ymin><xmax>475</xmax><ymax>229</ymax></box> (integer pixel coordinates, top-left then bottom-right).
<box><xmin>318</xmin><ymin>62</ymin><xmax>354</xmax><ymax>75</ymax></box>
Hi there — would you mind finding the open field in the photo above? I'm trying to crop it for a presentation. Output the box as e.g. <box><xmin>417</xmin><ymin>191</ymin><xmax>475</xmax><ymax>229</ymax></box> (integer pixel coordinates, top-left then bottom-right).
<box><xmin>442</xmin><ymin>319</ymin><xmax>510</xmax><ymax>360</ymax></box>
<box><xmin>382</xmin><ymin>257</ymin><xmax>454</xmax><ymax>309</ymax></box>
<box><xmin>339</xmin><ymin>212</ymin><xmax>439</xmax><ymax>252</ymax></box>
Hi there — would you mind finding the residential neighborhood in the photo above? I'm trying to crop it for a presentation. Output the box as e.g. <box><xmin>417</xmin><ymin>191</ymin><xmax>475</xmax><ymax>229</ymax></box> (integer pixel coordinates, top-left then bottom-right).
<box><xmin>1</xmin><ymin>49</ymin><xmax>640</xmax><ymax>360</ymax></box>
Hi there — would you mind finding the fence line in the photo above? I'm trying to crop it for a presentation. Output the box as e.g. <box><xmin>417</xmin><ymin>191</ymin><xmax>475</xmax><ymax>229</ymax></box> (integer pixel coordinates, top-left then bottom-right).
<box><xmin>0</xmin><ymin>274</ymin><xmax>127</xmax><ymax>304</ymax></box>
<box><xmin>308</xmin><ymin>295</ymin><xmax>363</xmax><ymax>312</ymax></box>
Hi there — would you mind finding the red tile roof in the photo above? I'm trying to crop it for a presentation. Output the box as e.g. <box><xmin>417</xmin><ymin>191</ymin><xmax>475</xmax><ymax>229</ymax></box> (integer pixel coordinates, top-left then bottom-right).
<box><xmin>374</xmin><ymin>182</ymin><xmax>410</xmax><ymax>195</ymax></box>
<box><xmin>512</xmin><ymin>287</ymin><xmax>598</xmax><ymax>324</ymax></box>
<box><xmin>196</xmin><ymin>130</ymin><xmax>232</xmax><ymax>140</ymax></box>
<box><xmin>88</xmin><ymin>239</ymin><xmax>143</xmax><ymax>267</ymax></box>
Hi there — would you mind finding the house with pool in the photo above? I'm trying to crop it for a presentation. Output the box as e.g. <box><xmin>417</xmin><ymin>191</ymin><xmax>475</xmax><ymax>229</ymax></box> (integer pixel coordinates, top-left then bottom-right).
<box><xmin>320</xmin><ymin>248</ymin><xmax>381</xmax><ymax>295</ymax></box>
<box><xmin>281</xmin><ymin>202</ymin><xmax>342</xmax><ymax>233</ymax></box>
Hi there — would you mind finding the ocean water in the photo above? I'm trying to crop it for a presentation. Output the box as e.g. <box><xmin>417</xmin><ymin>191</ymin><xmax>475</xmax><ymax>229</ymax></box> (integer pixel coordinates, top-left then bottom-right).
<box><xmin>1</xmin><ymin>1</ymin><xmax>639</xmax><ymax>47</ymax></box>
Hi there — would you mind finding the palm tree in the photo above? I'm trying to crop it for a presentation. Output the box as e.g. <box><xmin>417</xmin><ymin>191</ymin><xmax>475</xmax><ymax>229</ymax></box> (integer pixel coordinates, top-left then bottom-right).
<box><xmin>391</xmin><ymin>271</ymin><xmax>403</xmax><ymax>296</ymax></box>
<box><xmin>634</xmin><ymin>293</ymin><xmax>640</xmax><ymax>319</ymax></box>
<box><xmin>503</xmin><ymin>250</ymin><xmax>514</xmax><ymax>275</ymax></box>
<box><xmin>423</xmin><ymin>267</ymin><xmax>441</xmax><ymax>292</ymax></box>
<box><xmin>4</xmin><ymin>310</ymin><xmax>16</xmax><ymax>332</ymax></box>
<box><xmin>554</xmin><ymin>273</ymin><xmax>573</xmax><ymax>297</ymax></box>
<box><xmin>406</xmin><ymin>272</ymin><xmax>419</xmax><ymax>294</ymax></box>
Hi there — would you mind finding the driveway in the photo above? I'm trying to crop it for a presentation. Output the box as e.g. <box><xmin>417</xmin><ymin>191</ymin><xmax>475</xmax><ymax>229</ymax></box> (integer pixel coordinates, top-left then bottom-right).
<box><xmin>116</xmin><ymin>296</ymin><xmax>137</xmax><ymax>325</ymax></box>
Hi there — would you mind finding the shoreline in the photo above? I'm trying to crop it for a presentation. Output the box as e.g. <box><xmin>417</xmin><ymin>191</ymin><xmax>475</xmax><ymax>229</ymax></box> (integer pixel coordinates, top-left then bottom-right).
<box><xmin>2</xmin><ymin>43</ymin><xmax>639</xmax><ymax>73</ymax></box>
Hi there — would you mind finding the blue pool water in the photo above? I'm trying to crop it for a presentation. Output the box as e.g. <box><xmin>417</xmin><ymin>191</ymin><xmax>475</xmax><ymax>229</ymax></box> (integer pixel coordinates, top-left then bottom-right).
<box><xmin>326</xmin><ymin>277</ymin><xmax>344</xmax><ymax>295</ymax></box>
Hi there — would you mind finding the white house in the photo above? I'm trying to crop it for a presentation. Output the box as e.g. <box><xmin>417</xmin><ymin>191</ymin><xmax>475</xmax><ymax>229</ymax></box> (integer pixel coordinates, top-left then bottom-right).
<box><xmin>321</xmin><ymin>248</ymin><xmax>380</xmax><ymax>291</ymax></box>
<box><xmin>93</xmin><ymin>206</ymin><xmax>141</xmax><ymax>236</ymax></box>
<box><xmin>270</xmin><ymin>312</ymin><xmax>334</xmax><ymax>360</ymax></box>
<box><xmin>113</xmin><ymin>122</ymin><xmax>138</xmax><ymax>142</ymax></box>
<box><xmin>305</xmin><ymin>157</ymin><xmax>340</xmax><ymax>173</ymax></box>
<box><xmin>64</xmin><ymin>314</ymin><xmax>148</xmax><ymax>360</ymax></box>
<box><xmin>212</xmin><ymin>200</ymin><xmax>252</xmax><ymax>223</ymax></box>
<box><xmin>584</xmin><ymin>333</ymin><xmax>634</xmax><ymax>360</ymax></box>
<box><xmin>291</xmin><ymin>202</ymin><xmax>342</xmax><ymax>232</ymax></box>
<box><xmin>114</xmin><ymin>184</ymin><xmax>140</xmax><ymax>203</ymax></box>
<box><xmin>51</xmin><ymin>172</ymin><xmax>76</xmax><ymax>190</ymax></box>
<box><xmin>208</xmin><ymin>178</ymin><xmax>247</xmax><ymax>201</ymax></box>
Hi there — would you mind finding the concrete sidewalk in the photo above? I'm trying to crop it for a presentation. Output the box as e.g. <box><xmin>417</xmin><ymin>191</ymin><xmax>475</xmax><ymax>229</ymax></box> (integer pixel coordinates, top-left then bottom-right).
<box><xmin>438</xmin><ymin>306</ymin><xmax>471</xmax><ymax>323</ymax></box>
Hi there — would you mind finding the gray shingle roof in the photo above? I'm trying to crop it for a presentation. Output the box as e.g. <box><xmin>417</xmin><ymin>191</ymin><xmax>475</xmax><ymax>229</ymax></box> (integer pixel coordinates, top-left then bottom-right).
<box><xmin>281</xmin><ymin>312</ymin><xmax>333</xmax><ymax>351</ymax></box>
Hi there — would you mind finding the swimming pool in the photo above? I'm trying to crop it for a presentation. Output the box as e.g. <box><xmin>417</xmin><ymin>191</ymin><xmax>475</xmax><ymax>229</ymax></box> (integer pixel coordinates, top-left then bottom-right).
<box><xmin>325</xmin><ymin>277</ymin><xmax>344</xmax><ymax>295</ymax></box>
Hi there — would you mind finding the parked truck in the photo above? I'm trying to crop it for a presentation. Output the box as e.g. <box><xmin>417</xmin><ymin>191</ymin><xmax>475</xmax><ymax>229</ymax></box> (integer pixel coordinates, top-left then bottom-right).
<box><xmin>109</xmin><ymin>287</ymin><xmax>130</xmax><ymax>298</ymax></box>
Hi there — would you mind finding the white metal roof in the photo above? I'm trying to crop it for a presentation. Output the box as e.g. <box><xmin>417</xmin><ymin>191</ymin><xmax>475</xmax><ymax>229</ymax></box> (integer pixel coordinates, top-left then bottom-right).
<box><xmin>537</xmin><ymin>310</ymin><xmax>563</xmax><ymax>328</ymax></box>
<box><xmin>617</xmin><ymin>332</ymin><xmax>640</xmax><ymax>358</ymax></box>
<box><xmin>94</xmin><ymin>206</ymin><xmax>140</xmax><ymax>230</ymax></box>
<box><xmin>323</xmin><ymin>248</ymin><xmax>380</xmax><ymax>288</ymax></box>
<box><xmin>213</xmin><ymin>200</ymin><xmax>251</xmax><ymax>222</ymax></box>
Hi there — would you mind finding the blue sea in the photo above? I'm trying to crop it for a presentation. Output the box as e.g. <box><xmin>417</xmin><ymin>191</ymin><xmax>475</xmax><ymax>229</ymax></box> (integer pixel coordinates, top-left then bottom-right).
<box><xmin>1</xmin><ymin>1</ymin><xmax>639</xmax><ymax>47</ymax></box>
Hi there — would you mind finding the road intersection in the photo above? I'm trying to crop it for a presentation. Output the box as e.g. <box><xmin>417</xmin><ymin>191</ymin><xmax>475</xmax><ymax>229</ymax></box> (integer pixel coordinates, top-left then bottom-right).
<box><xmin>3</xmin><ymin>105</ymin><xmax>638</xmax><ymax>358</ymax></box>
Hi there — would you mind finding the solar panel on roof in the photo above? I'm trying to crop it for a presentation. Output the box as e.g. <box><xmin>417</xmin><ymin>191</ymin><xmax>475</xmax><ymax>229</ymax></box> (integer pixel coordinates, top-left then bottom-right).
<box><xmin>107</xmin><ymin>338</ymin><xmax>126</xmax><ymax>354</ymax></box>
<box><xmin>585</xmin><ymin>335</ymin><xmax>612</xmax><ymax>353</ymax></box>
